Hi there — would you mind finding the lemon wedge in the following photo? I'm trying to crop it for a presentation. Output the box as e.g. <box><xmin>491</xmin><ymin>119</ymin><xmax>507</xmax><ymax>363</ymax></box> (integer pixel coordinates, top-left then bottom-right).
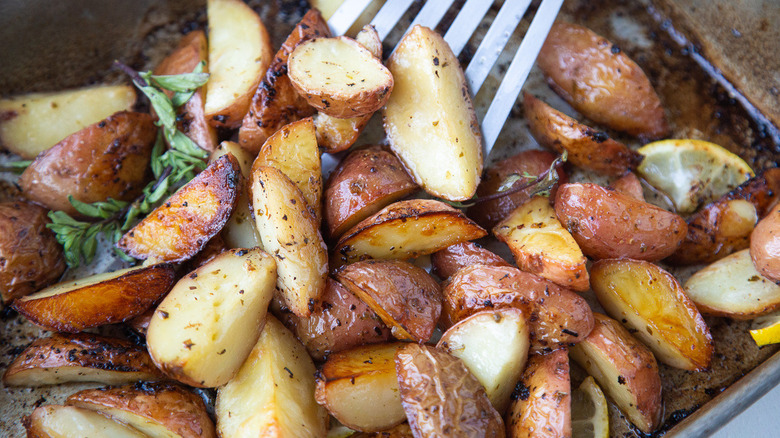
<box><xmin>750</xmin><ymin>310</ymin><xmax>780</xmax><ymax>346</ymax></box>
<box><xmin>572</xmin><ymin>376</ymin><xmax>609</xmax><ymax>438</ymax></box>
<box><xmin>637</xmin><ymin>139</ymin><xmax>753</xmax><ymax>214</ymax></box>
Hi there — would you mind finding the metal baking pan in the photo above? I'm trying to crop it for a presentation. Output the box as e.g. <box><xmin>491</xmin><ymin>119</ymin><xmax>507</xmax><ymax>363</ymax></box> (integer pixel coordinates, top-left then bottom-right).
<box><xmin>0</xmin><ymin>0</ymin><xmax>778</xmax><ymax>436</ymax></box>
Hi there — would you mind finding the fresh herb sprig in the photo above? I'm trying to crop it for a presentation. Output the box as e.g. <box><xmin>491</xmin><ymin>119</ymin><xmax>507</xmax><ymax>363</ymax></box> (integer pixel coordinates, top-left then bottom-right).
<box><xmin>46</xmin><ymin>61</ymin><xmax>211</xmax><ymax>268</ymax></box>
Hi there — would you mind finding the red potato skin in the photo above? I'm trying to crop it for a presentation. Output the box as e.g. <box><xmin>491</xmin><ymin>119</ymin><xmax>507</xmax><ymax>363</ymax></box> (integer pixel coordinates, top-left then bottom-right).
<box><xmin>751</xmin><ymin>206</ymin><xmax>780</xmax><ymax>283</ymax></box>
<box><xmin>554</xmin><ymin>183</ymin><xmax>687</xmax><ymax>261</ymax></box>
<box><xmin>610</xmin><ymin>172</ymin><xmax>644</xmax><ymax>201</ymax></box>
<box><xmin>431</xmin><ymin>242</ymin><xmax>510</xmax><ymax>280</ymax></box>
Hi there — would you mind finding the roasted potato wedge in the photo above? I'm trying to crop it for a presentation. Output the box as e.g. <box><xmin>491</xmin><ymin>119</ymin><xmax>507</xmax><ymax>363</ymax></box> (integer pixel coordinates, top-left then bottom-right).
<box><xmin>384</xmin><ymin>25</ymin><xmax>483</xmax><ymax>202</ymax></box>
<box><xmin>67</xmin><ymin>382</ymin><xmax>216</xmax><ymax>438</ymax></box>
<box><xmin>685</xmin><ymin>249</ymin><xmax>780</xmax><ymax>319</ymax></box>
<box><xmin>24</xmin><ymin>405</ymin><xmax>148</xmax><ymax>438</ymax></box>
<box><xmin>569</xmin><ymin>313</ymin><xmax>663</xmax><ymax>434</ymax></box>
<box><xmin>523</xmin><ymin>93</ymin><xmax>643</xmax><ymax>177</ymax></box>
<box><xmin>395</xmin><ymin>343</ymin><xmax>505</xmax><ymax>437</ymax></box>
<box><xmin>209</xmin><ymin>141</ymin><xmax>260</xmax><ymax>249</ymax></box>
<box><xmin>537</xmin><ymin>22</ymin><xmax>668</xmax><ymax>139</ymax></box>
<box><xmin>442</xmin><ymin>264</ymin><xmax>593</xmax><ymax>354</ymax></box>
<box><xmin>751</xmin><ymin>205</ymin><xmax>780</xmax><ymax>283</ymax></box>
<box><xmin>610</xmin><ymin>171</ymin><xmax>644</xmax><ymax>201</ymax></box>
<box><xmin>117</xmin><ymin>154</ymin><xmax>240</xmax><ymax>263</ymax></box>
<box><xmin>506</xmin><ymin>349</ymin><xmax>571</xmax><ymax>438</ymax></box>
<box><xmin>494</xmin><ymin>196</ymin><xmax>589</xmax><ymax>291</ymax></box>
<box><xmin>350</xmin><ymin>423</ymin><xmax>414</xmax><ymax>438</ymax></box>
<box><xmin>334</xmin><ymin>259</ymin><xmax>442</xmax><ymax>343</ymax></box>
<box><xmin>333</xmin><ymin>199</ymin><xmax>486</xmax><ymax>265</ymax></box>
<box><xmin>203</xmin><ymin>0</ymin><xmax>273</xmax><ymax>128</ymax></box>
<box><xmin>324</xmin><ymin>145</ymin><xmax>418</xmax><ymax>240</ymax></box>
<box><xmin>238</xmin><ymin>9</ymin><xmax>330</xmax><ymax>153</ymax></box>
<box><xmin>437</xmin><ymin>308</ymin><xmax>529</xmax><ymax>413</ymax></box>
<box><xmin>216</xmin><ymin>316</ymin><xmax>328</xmax><ymax>437</ymax></box>
<box><xmin>0</xmin><ymin>85</ymin><xmax>136</xmax><ymax>159</ymax></box>
<box><xmin>13</xmin><ymin>263</ymin><xmax>176</xmax><ymax>333</ymax></box>
<box><xmin>0</xmin><ymin>201</ymin><xmax>65</xmax><ymax>303</ymax></box>
<box><xmin>3</xmin><ymin>333</ymin><xmax>163</xmax><ymax>386</ymax></box>
<box><xmin>315</xmin><ymin>343</ymin><xmax>407</xmax><ymax>432</ymax></box>
<box><xmin>251</xmin><ymin>165</ymin><xmax>328</xmax><ymax>317</ymax></box>
<box><xmin>311</xmin><ymin>0</ymin><xmax>384</xmax><ymax>36</ymax></box>
<box><xmin>431</xmin><ymin>241</ymin><xmax>509</xmax><ymax>280</ymax></box>
<box><xmin>554</xmin><ymin>183</ymin><xmax>687</xmax><ymax>261</ymax></box>
<box><xmin>19</xmin><ymin>111</ymin><xmax>155</xmax><ymax>216</ymax></box>
<box><xmin>591</xmin><ymin>259</ymin><xmax>713</xmax><ymax>370</ymax></box>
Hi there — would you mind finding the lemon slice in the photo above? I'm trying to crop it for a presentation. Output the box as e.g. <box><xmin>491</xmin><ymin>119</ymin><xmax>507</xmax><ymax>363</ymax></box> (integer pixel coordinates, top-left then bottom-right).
<box><xmin>750</xmin><ymin>310</ymin><xmax>780</xmax><ymax>346</ymax></box>
<box><xmin>637</xmin><ymin>139</ymin><xmax>753</xmax><ymax>214</ymax></box>
<box><xmin>572</xmin><ymin>376</ymin><xmax>609</xmax><ymax>438</ymax></box>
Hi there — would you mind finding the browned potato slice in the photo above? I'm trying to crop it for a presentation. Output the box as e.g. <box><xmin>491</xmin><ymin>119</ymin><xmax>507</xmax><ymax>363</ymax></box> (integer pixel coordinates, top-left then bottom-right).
<box><xmin>685</xmin><ymin>249</ymin><xmax>780</xmax><ymax>319</ymax></box>
<box><xmin>570</xmin><ymin>313</ymin><xmax>663</xmax><ymax>434</ymax></box>
<box><xmin>494</xmin><ymin>196</ymin><xmax>589</xmax><ymax>291</ymax></box>
<box><xmin>537</xmin><ymin>22</ymin><xmax>668</xmax><ymax>139</ymax></box>
<box><xmin>315</xmin><ymin>343</ymin><xmax>407</xmax><ymax>432</ymax></box>
<box><xmin>13</xmin><ymin>263</ymin><xmax>176</xmax><ymax>333</ymax></box>
<box><xmin>238</xmin><ymin>10</ymin><xmax>330</xmax><ymax>154</ymax></box>
<box><xmin>3</xmin><ymin>333</ymin><xmax>163</xmax><ymax>386</ymax></box>
<box><xmin>216</xmin><ymin>316</ymin><xmax>328</xmax><ymax>437</ymax></box>
<box><xmin>209</xmin><ymin>141</ymin><xmax>260</xmax><ymax>249</ymax></box>
<box><xmin>442</xmin><ymin>264</ymin><xmax>593</xmax><ymax>354</ymax></box>
<box><xmin>350</xmin><ymin>423</ymin><xmax>414</xmax><ymax>438</ymax></box>
<box><xmin>395</xmin><ymin>343</ymin><xmax>505</xmax><ymax>437</ymax></box>
<box><xmin>67</xmin><ymin>382</ymin><xmax>216</xmax><ymax>438</ymax></box>
<box><xmin>147</xmin><ymin>248</ymin><xmax>277</xmax><ymax>387</ymax></box>
<box><xmin>431</xmin><ymin>242</ymin><xmax>509</xmax><ymax>280</ymax></box>
<box><xmin>384</xmin><ymin>25</ymin><xmax>483</xmax><ymax>202</ymax></box>
<box><xmin>325</xmin><ymin>146</ymin><xmax>418</xmax><ymax>240</ymax></box>
<box><xmin>251</xmin><ymin>165</ymin><xmax>328</xmax><ymax>317</ymax></box>
<box><xmin>610</xmin><ymin>171</ymin><xmax>644</xmax><ymax>200</ymax></box>
<box><xmin>506</xmin><ymin>349</ymin><xmax>571</xmax><ymax>438</ymax></box>
<box><xmin>19</xmin><ymin>111</ymin><xmax>155</xmax><ymax>217</ymax></box>
<box><xmin>203</xmin><ymin>0</ymin><xmax>273</xmax><ymax>128</ymax></box>
<box><xmin>117</xmin><ymin>154</ymin><xmax>240</xmax><ymax>263</ymax></box>
<box><xmin>335</xmin><ymin>260</ymin><xmax>441</xmax><ymax>342</ymax></box>
<box><xmin>467</xmin><ymin>149</ymin><xmax>566</xmax><ymax>229</ymax></box>
<box><xmin>591</xmin><ymin>259</ymin><xmax>713</xmax><ymax>370</ymax></box>
<box><xmin>24</xmin><ymin>405</ymin><xmax>148</xmax><ymax>438</ymax></box>
<box><xmin>437</xmin><ymin>308</ymin><xmax>529</xmax><ymax>413</ymax></box>
<box><xmin>554</xmin><ymin>183</ymin><xmax>687</xmax><ymax>261</ymax></box>
<box><xmin>0</xmin><ymin>85</ymin><xmax>136</xmax><ymax>159</ymax></box>
<box><xmin>253</xmin><ymin>117</ymin><xmax>322</xmax><ymax>223</ymax></box>
<box><xmin>0</xmin><ymin>201</ymin><xmax>65</xmax><ymax>303</ymax></box>
<box><xmin>751</xmin><ymin>205</ymin><xmax>780</xmax><ymax>283</ymax></box>
<box><xmin>524</xmin><ymin>93</ymin><xmax>643</xmax><ymax>177</ymax></box>
<box><xmin>333</xmin><ymin>199</ymin><xmax>486</xmax><ymax>266</ymax></box>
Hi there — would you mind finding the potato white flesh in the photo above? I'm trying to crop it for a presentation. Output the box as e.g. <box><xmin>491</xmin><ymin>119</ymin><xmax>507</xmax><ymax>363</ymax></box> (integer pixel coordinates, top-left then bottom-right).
<box><xmin>685</xmin><ymin>249</ymin><xmax>780</xmax><ymax>319</ymax></box>
<box><xmin>494</xmin><ymin>196</ymin><xmax>589</xmax><ymax>291</ymax></box>
<box><xmin>251</xmin><ymin>166</ymin><xmax>328</xmax><ymax>317</ymax></box>
<box><xmin>437</xmin><ymin>308</ymin><xmax>529</xmax><ymax>413</ymax></box>
<box><xmin>24</xmin><ymin>405</ymin><xmax>147</xmax><ymax>438</ymax></box>
<box><xmin>216</xmin><ymin>316</ymin><xmax>328</xmax><ymax>438</ymax></box>
<box><xmin>0</xmin><ymin>85</ymin><xmax>136</xmax><ymax>159</ymax></box>
<box><xmin>384</xmin><ymin>25</ymin><xmax>483</xmax><ymax>201</ymax></box>
<box><xmin>147</xmin><ymin>248</ymin><xmax>277</xmax><ymax>388</ymax></box>
<box><xmin>315</xmin><ymin>343</ymin><xmax>406</xmax><ymax>432</ymax></box>
<box><xmin>205</xmin><ymin>0</ymin><xmax>273</xmax><ymax>128</ymax></box>
<box><xmin>209</xmin><ymin>141</ymin><xmax>260</xmax><ymax>249</ymax></box>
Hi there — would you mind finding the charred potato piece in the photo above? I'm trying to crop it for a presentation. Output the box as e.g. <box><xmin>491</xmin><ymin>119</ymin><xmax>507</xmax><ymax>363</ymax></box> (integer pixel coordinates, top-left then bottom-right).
<box><xmin>19</xmin><ymin>111</ymin><xmax>155</xmax><ymax>217</ymax></box>
<box><xmin>24</xmin><ymin>405</ymin><xmax>148</xmax><ymax>438</ymax></box>
<box><xmin>209</xmin><ymin>141</ymin><xmax>260</xmax><ymax>249</ymax></box>
<box><xmin>395</xmin><ymin>343</ymin><xmax>505</xmax><ymax>437</ymax></box>
<box><xmin>610</xmin><ymin>171</ymin><xmax>644</xmax><ymax>201</ymax></box>
<box><xmin>350</xmin><ymin>423</ymin><xmax>414</xmax><ymax>438</ymax></box>
<box><xmin>537</xmin><ymin>22</ymin><xmax>668</xmax><ymax>139</ymax></box>
<box><xmin>431</xmin><ymin>241</ymin><xmax>509</xmax><ymax>280</ymax></box>
<box><xmin>554</xmin><ymin>183</ymin><xmax>687</xmax><ymax>261</ymax></box>
<box><xmin>0</xmin><ymin>201</ymin><xmax>65</xmax><ymax>303</ymax></box>
<box><xmin>118</xmin><ymin>154</ymin><xmax>240</xmax><ymax>263</ymax></box>
<box><xmin>751</xmin><ymin>205</ymin><xmax>780</xmax><ymax>283</ymax></box>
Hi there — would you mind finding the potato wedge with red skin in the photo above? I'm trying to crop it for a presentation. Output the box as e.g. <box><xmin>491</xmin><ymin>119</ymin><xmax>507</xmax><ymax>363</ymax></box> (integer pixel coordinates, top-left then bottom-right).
<box><xmin>610</xmin><ymin>171</ymin><xmax>644</xmax><ymax>201</ymax></box>
<box><xmin>67</xmin><ymin>382</ymin><xmax>216</xmax><ymax>438</ymax></box>
<box><xmin>19</xmin><ymin>111</ymin><xmax>155</xmax><ymax>217</ymax></box>
<box><xmin>570</xmin><ymin>313</ymin><xmax>663</xmax><ymax>434</ymax></box>
<box><xmin>24</xmin><ymin>405</ymin><xmax>148</xmax><ymax>438</ymax></box>
<box><xmin>591</xmin><ymin>259</ymin><xmax>713</xmax><ymax>370</ymax></box>
<box><xmin>3</xmin><ymin>333</ymin><xmax>164</xmax><ymax>386</ymax></box>
<box><xmin>751</xmin><ymin>206</ymin><xmax>780</xmax><ymax>283</ymax></box>
<box><xmin>431</xmin><ymin>242</ymin><xmax>509</xmax><ymax>280</ymax></box>
<box><xmin>554</xmin><ymin>183</ymin><xmax>687</xmax><ymax>261</ymax></box>
<box><xmin>467</xmin><ymin>149</ymin><xmax>567</xmax><ymax>229</ymax></box>
<box><xmin>0</xmin><ymin>201</ymin><xmax>65</xmax><ymax>303</ymax></box>
<box><xmin>333</xmin><ymin>199</ymin><xmax>487</xmax><ymax>266</ymax></box>
<box><xmin>13</xmin><ymin>263</ymin><xmax>176</xmax><ymax>333</ymax></box>
<box><xmin>523</xmin><ymin>93</ymin><xmax>643</xmax><ymax>177</ymax></box>
<box><xmin>209</xmin><ymin>141</ymin><xmax>260</xmax><ymax>249</ymax></box>
<box><xmin>315</xmin><ymin>343</ymin><xmax>407</xmax><ymax>432</ymax></box>
<box><xmin>238</xmin><ymin>9</ymin><xmax>330</xmax><ymax>154</ymax></box>
<box><xmin>325</xmin><ymin>145</ymin><xmax>418</xmax><ymax>240</ymax></box>
<box><xmin>537</xmin><ymin>22</ymin><xmax>668</xmax><ymax>139</ymax></box>
<box><xmin>395</xmin><ymin>343</ymin><xmax>505</xmax><ymax>437</ymax></box>
<box><xmin>118</xmin><ymin>154</ymin><xmax>240</xmax><ymax>263</ymax></box>
<box><xmin>506</xmin><ymin>349</ymin><xmax>570</xmax><ymax>438</ymax></box>
<box><xmin>442</xmin><ymin>264</ymin><xmax>593</xmax><ymax>354</ymax></box>
<box><xmin>335</xmin><ymin>259</ymin><xmax>441</xmax><ymax>343</ymax></box>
